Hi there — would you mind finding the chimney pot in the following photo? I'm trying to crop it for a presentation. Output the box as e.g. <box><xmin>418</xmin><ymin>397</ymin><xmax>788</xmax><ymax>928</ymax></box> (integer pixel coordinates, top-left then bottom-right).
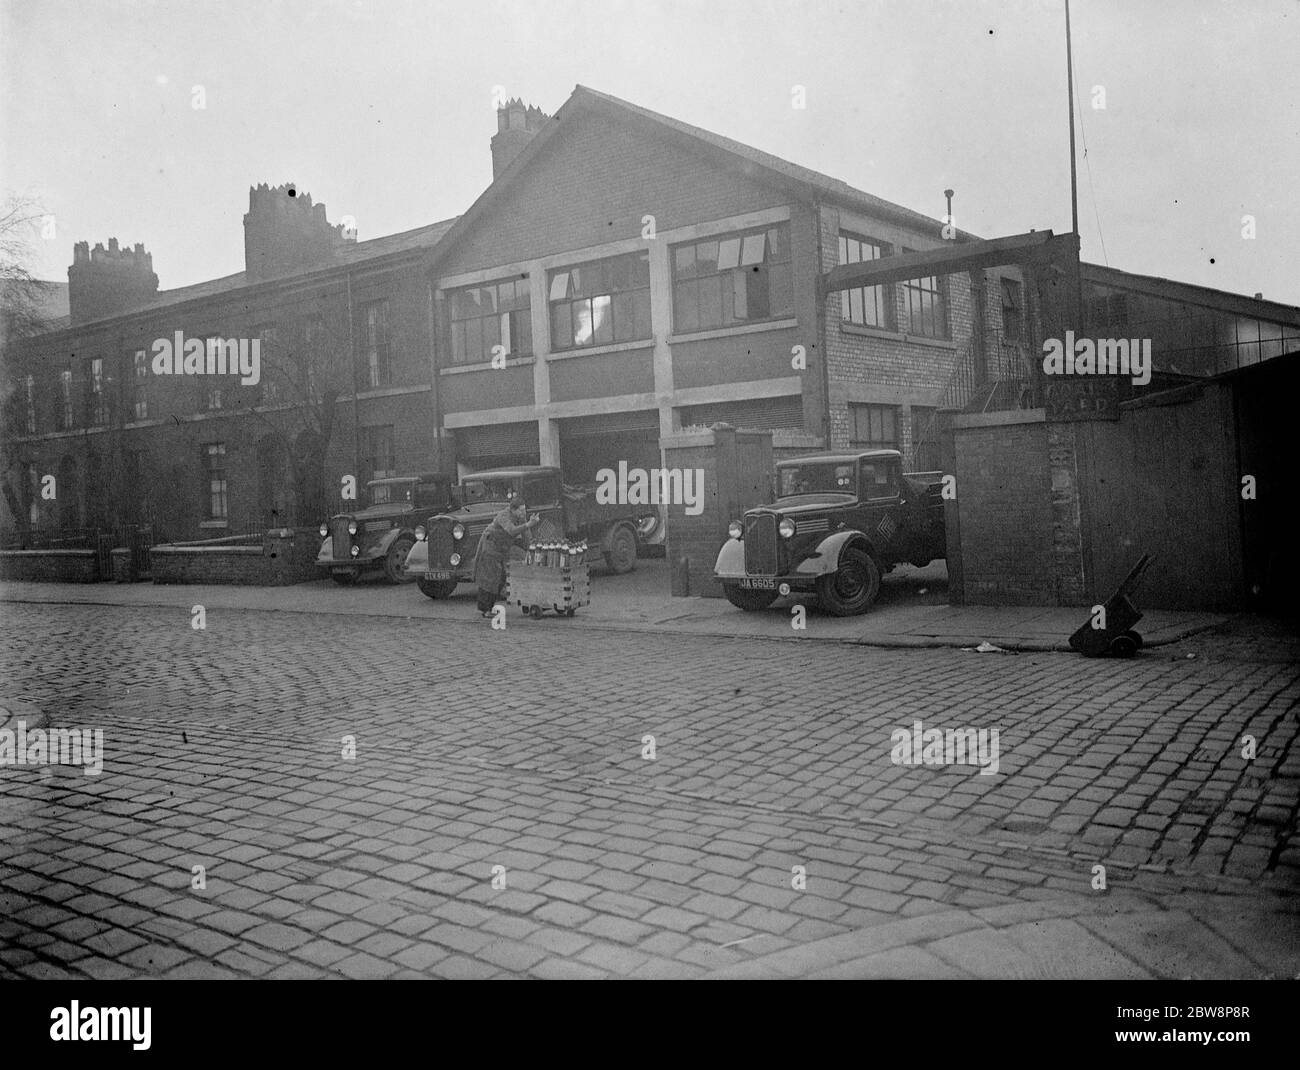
<box><xmin>491</xmin><ymin>99</ymin><xmax>550</xmax><ymax>181</ymax></box>
<box><xmin>68</xmin><ymin>238</ymin><xmax>158</xmax><ymax>324</ymax></box>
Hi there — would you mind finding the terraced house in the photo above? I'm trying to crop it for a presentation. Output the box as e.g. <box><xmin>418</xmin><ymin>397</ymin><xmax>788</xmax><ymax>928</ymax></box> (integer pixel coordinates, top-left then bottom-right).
<box><xmin>3</xmin><ymin>189</ymin><xmax>457</xmax><ymax>542</ymax></box>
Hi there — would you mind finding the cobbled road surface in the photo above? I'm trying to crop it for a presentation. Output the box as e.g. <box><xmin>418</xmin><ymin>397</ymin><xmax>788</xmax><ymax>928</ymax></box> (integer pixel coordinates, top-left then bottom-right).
<box><xmin>1</xmin><ymin>602</ymin><xmax>1297</xmax><ymax>978</ymax></box>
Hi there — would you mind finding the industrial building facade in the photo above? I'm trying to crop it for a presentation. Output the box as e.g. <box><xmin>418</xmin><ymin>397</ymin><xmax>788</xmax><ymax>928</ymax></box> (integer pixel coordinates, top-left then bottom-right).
<box><xmin>5</xmin><ymin>86</ymin><xmax>1298</xmax><ymax>554</ymax></box>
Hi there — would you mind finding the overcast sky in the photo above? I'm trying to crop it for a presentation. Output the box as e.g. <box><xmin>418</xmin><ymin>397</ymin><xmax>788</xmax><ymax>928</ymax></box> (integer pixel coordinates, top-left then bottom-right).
<box><xmin>3</xmin><ymin>0</ymin><xmax>1297</xmax><ymax>305</ymax></box>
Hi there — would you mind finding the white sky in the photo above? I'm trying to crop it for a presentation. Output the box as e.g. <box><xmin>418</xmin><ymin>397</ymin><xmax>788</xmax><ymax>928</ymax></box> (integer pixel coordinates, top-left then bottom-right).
<box><xmin>3</xmin><ymin>0</ymin><xmax>1297</xmax><ymax>304</ymax></box>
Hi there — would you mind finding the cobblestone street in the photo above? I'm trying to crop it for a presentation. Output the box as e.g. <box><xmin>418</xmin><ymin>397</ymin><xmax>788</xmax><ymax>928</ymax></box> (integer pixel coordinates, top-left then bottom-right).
<box><xmin>2</xmin><ymin>600</ymin><xmax>1298</xmax><ymax>979</ymax></box>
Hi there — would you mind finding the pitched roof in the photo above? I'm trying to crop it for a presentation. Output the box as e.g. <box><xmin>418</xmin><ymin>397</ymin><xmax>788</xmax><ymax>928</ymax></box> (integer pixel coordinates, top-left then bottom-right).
<box><xmin>1082</xmin><ymin>261</ymin><xmax>1300</xmax><ymax>324</ymax></box>
<box><xmin>428</xmin><ymin>84</ymin><xmax>974</xmax><ymax>268</ymax></box>
<box><xmin>575</xmin><ymin>86</ymin><xmax>972</xmax><ymax>238</ymax></box>
<box><xmin>41</xmin><ymin>216</ymin><xmax>459</xmax><ymax>335</ymax></box>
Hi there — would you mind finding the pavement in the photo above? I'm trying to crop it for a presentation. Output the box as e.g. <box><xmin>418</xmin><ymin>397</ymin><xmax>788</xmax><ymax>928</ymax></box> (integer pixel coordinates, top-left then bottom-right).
<box><xmin>0</xmin><ymin>557</ymin><xmax>1227</xmax><ymax>651</ymax></box>
<box><xmin>0</xmin><ymin>569</ymin><xmax>1296</xmax><ymax>980</ymax></box>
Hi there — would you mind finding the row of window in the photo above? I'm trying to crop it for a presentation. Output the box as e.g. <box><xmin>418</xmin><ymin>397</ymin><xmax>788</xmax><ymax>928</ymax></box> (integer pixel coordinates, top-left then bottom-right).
<box><xmin>838</xmin><ymin>232</ymin><xmax>957</xmax><ymax>341</ymax></box>
<box><xmin>848</xmin><ymin>402</ymin><xmax>941</xmax><ymax>471</ymax></box>
<box><xmin>448</xmin><ymin>223</ymin><xmax>974</xmax><ymax>365</ymax></box>
<box><xmin>195</xmin><ymin>426</ymin><xmax>396</xmax><ymax>522</ymax></box>
<box><xmin>20</xmin><ymin>224</ymin><xmax>984</xmax><ymax>431</ymax></box>
<box><xmin>447</xmin><ymin>223</ymin><xmax>796</xmax><ymax>363</ymax></box>
<box><xmin>15</xmin><ymin>309</ymin><xmax>382</xmax><ymax>435</ymax></box>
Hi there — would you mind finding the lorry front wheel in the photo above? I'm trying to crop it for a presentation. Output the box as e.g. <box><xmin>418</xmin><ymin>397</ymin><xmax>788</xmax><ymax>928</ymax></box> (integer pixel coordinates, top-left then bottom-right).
<box><xmin>817</xmin><ymin>548</ymin><xmax>881</xmax><ymax>616</ymax></box>
<box><xmin>722</xmin><ymin>585</ymin><xmax>779</xmax><ymax>612</ymax></box>
<box><xmin>417</xmin><ymin>577</ymin><xmax>458</xmax><ymax>599</ymax></box>
<box><xmin>604</xmin><ymin>525</ymin><xmax>637</xmax><ymax>574</ymax></box>
<box><xmin>384</xmin><ymin>536</ymin><xmax>416</xmax><ymax>584</ymax></box>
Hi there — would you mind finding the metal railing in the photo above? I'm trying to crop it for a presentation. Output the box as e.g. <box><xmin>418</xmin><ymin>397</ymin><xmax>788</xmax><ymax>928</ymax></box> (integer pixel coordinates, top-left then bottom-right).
<box><xmin>911</xmin><ymin>328</ymin><xmax>1036</xmax><ymax>467</ymax></box>
<box><xmin>2</xmin><ymin>524</ymin><xmax>158</xmax><ymax>579</ymax></box>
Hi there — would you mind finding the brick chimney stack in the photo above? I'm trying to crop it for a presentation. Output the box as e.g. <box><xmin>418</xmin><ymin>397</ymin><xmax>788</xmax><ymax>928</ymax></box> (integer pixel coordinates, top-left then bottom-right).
<box><xmin>67</xmin><ymin>238</ymin><xmax>159</xmax><ymax>325</ymax></box>
<box><xmin>491</xmin><ymin>99</ymin><xmax>549</xmax><ymax>181</ymax></box>
<box><xmin>243</xmin><ymin>183</ymin><xmax>348</xmax><ymax>281</ymax></box>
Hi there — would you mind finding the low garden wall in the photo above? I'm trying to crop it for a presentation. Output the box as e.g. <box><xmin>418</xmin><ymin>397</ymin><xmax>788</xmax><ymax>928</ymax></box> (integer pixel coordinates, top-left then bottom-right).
<box><xmin>150</xmin><ymin>528</ymin><xmax>320</xmax><ymax>586</ymax></box>
<box><xmin>0</xmin><ymin>528</ymin><xmax>321</xmax><ymax>586</ymax></box>
<box><xmin>0</xmin><ymin>549</ymin><xmax>101</xmax><ymax>583</ymax></box>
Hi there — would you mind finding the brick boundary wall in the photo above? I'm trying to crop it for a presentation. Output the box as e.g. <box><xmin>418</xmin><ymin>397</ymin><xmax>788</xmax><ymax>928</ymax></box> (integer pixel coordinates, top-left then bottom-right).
<box><xmin>0</xmin><ymin>549</ymin><xmax>101</xmax><ymax>583</ymax></box>
<box><xmin>150</xmin><ymin>528</ymin><xmax>321</xmax><ymax>586</ymax></box>
<box><xmin>951</xmin><ymin>410</ymin><xmax>1060</xmax><ymax>605</ymax></box>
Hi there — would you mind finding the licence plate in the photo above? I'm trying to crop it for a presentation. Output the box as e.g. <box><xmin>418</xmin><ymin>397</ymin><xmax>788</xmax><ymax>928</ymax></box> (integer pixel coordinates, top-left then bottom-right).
<box><xmin>740</xmin><ymin>577</ymin><xmax>776</xmax><ymax>590</ymax></box>
<box><xmin>424</xmin><ymin>570</ymin><xmax>453</xmax><ymax>580</ymax></box>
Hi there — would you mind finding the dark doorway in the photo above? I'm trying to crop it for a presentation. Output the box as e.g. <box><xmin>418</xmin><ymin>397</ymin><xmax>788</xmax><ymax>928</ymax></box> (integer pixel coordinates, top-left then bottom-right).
<box><xmin>1236</xmin><ymin>355</ymin><xmax>1300</xmax><ymax>614</ymax></box>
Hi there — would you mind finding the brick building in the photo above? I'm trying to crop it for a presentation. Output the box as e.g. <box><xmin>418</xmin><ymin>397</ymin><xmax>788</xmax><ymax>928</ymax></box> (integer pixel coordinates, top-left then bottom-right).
<box><xmin>3</xmin><ymin>187</ymin><xmax>456</xmax><ymax>541</ymax></box>
<box><xmin>425</xmin><ymin>87</ymin><xmax>1023</xmax><ymax>486</ymax></box>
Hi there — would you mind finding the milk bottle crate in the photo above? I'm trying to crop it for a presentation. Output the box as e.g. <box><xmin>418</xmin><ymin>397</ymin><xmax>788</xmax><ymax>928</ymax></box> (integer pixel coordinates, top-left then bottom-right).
<box><xmin>506</xmin><ymin>559</ymin><xmax>591</xmax><ymax>618</ymax></box>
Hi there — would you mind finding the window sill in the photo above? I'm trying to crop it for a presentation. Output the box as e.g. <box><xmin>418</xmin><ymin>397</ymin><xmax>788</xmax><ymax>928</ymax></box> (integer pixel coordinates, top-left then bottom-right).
<box><xmin>199</xmin><ymin>520</ymin><xmax>229</xmax><ymax>529</ymax></box>
<box><xmin>440</xmin><ymin>356</ymin><xmax>536</xmax><ymax>375</ymax></box>
<box><xmin>668</xmin><ymin>318</ymin><xmax>798</xmax><ymax>344</ymax></box>
<box><xmin>840</xmin><ymin>322</ymin><xmax>956</xmax><ymax>349</ymax></box>
<box><xmin>547</xmin><ymin>338</ymin><xmax>656</xmax><ymax>361</ymax></box>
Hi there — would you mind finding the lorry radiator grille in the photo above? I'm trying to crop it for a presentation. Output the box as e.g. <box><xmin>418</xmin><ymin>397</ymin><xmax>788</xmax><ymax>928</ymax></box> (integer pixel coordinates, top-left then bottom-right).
<box><xmin>331</xmin><ymin>519</ymin><xmax>351</xmax><ymax>560</ymax></box>
<box><xmin>743</xmin><ymin>514</ymin><xmax>778</xmax><ymax>574</ymax></box>
<box><xmin>428</xmin><ymin>522</ymin><xmax>455</xmax><ymax>564</ymax></box>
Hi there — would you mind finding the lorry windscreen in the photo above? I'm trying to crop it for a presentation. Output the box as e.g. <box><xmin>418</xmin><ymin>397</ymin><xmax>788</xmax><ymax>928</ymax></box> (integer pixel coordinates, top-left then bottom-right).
<box><xmin>460</xmin><ymin>478</ymin><xmax>519</xmax><ymax>505</ymax></box>
<box><xmin>778</xmin><ymin>463</ymin><xmax>857</xmax><ymax>498</ymax></box>
<box><xmin>368</xmin><ymin>482</ymin><xmax>417</xmax><ymax>505</ymax></box>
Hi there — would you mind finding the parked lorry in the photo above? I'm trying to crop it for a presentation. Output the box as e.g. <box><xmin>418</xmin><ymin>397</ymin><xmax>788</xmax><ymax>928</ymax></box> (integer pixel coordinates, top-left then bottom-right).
<box><xmin>403</xmin><ymin>465</ymin><xmax>653</xmax><ymax>599</ymax></box>
<box><xmin>713</xmin><ymin>450</ymin><xmax>946</xmax><ymax>616</ymax></box>
<box><xmin>317</xmin><ymin>473</ymin><xmax>457</xmax><ymax>585</ymax></box>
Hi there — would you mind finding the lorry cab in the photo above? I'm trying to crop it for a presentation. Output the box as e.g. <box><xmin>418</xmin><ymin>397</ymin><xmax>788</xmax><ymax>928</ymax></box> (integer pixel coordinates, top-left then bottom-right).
<box><xmin>316</xmin><ymin>473</ymin><xmax>456</xmax><ymax>585</ymax></box>
<box><xmin>403</xmin><ymin>467</ymin><xmax>565</xmax><ymax>599</ymax></box>
<box><xmin>404</xmin><ymin>464</ymin><xmax>651</xmax><ymax>598</ymax></box>
<box><xmin>715</xmin><ymin>451</ymin><xmax>945</xmax><ymax>616</ymax></box>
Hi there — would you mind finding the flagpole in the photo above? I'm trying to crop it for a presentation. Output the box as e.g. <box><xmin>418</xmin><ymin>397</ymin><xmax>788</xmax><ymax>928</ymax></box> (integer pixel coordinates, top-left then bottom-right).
<box><xmin>1065</xmin><ymin>0</ymin><xmax>1083</xmax><ymax>327</ymax></box>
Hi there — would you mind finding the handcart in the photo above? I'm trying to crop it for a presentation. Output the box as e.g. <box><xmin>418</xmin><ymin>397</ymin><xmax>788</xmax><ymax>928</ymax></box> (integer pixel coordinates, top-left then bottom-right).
<box><xmin>506</xmin><ymin>558</ymin><xmax>590</xmax><ymax>619</ymax></box>
<box><xmin>1068</xmin><ymin>553</ymin><xmax>1154</xmax><ymax>657</ymax></box>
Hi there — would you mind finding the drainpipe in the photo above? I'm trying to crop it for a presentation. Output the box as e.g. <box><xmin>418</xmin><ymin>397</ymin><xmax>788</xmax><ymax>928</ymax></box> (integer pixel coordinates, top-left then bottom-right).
<box><xmin>347</xmin><ymin>271</ymin><xmax>360</xmax><ymax>484</ymax></box>
<box><xmin>813</xmin><ymin>202</ymin><xmax>832</xmax><ymax>450</ymax></box>
<box><xmin>427</xmin><ymin>275</ymin><xmax>444</xmax><ymax>472</ymax></box>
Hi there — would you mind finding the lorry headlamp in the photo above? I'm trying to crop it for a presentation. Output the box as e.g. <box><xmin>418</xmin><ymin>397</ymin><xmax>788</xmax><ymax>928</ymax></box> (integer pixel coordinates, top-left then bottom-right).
<box><xmin>452</xmin><ymin>523</ymin><xmax>464</xmax><ymax>540</ymax></box>
<box><xmin>347</xmin><ymin>520</ymin><xmax>358</xmax><ymax>535</ymax></box>
<box><xmin>349</xmin><ymin>545</ymin><xmax>360</xmax><ymax>557</ymax></box>
<box><xmin>728</xmin><ymin>521</ymin><xmax>743</xmax><ymax>539</ymax></box>
<box><xmin>319</xmin><ymin>523</ymin><xmax>328</xmax><ymax>538</ymax></box>
<box><xmin>450</xmin><ymin>553</ymin><xmax>462</xmax><ymax>566</ymax></box>
<box><xmin>778</xmin><ymin>518</ymin><xmax>796</xmax><ymax>539</ymax></box>
<box><xmin>415</xmin><ymin>526</ymin><xmax>426</xmax><ymax>541</ymax></box>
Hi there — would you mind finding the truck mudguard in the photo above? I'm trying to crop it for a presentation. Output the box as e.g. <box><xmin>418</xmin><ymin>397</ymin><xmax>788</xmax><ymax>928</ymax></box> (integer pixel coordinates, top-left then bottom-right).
<box><xmin>794</xmin><ymin>530</ymin><xmax>876</xmax><ymax>578</ymax></box>
<box><xmin>402</xmin><ymin>538</ymin><xmax>430</xmax><ymax>574</ymax></box>
<box><xmin>714</xmin><ymin>538</ymin><xmax>745</xmax><ymax>578</ymax></box>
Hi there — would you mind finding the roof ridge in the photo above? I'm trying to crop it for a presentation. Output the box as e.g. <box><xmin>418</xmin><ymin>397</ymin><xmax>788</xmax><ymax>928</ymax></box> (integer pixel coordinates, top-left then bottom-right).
<box><xmin>571</xmin><ymin>85</ymin><xmax>968</xmax><ymax>239</ymax></box>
